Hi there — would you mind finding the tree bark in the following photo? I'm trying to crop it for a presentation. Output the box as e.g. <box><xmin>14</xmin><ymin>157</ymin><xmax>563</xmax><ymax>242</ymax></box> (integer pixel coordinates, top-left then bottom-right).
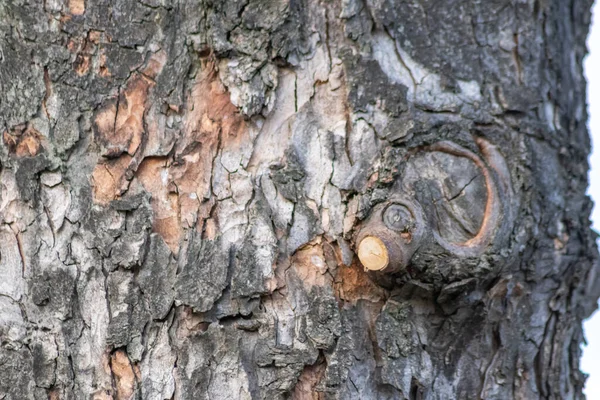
<box><xmin>0</xmin><ymin>0</ymin><xmax>599</xmax><ymax>399</ymax></box>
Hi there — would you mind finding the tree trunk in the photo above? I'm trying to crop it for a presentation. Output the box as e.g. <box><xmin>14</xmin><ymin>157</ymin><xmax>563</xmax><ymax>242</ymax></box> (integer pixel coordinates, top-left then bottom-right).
<box><xmin>0</xmin><ymin>0</ymin><xmax>599</xmax><ymax>399</ymax></box>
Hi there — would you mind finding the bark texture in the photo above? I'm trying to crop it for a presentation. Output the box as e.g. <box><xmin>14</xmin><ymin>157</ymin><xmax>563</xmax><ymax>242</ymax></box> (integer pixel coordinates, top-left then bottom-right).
<box><xmin>0</xmin><ymin>0</ymin><xmax>599</xmax><ymax>399</ymax></box>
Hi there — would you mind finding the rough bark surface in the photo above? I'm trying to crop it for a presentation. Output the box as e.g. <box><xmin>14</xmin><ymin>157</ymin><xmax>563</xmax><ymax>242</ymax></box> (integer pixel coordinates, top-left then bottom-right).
<box><xmin>0</xmin><ymin>0</ymin><xmax>599</xmax><ymax>399</ymax></box>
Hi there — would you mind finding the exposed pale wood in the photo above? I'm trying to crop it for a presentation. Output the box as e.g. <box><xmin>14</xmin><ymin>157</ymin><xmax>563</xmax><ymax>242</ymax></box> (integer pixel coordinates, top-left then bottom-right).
<box><xmin>357</xmin><ymin>236</ymin><xmax>390</xmax><ymax>271</ymax></box>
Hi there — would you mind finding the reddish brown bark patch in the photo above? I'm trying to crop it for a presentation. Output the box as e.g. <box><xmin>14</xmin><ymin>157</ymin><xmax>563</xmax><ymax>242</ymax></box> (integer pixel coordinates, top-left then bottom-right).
<box><xmin>88</xmin><ymin>30</ymin><xmax>103</xmax><ymax>44</ymax></box>
<box><xmin>136</xmin><ymin>157</ymin><xmax>181</xmax><ymax>253</ymax></box>
<box><xmin>189</xmin><ymin>63</ymin><xmax>247</xmax><ymax>148</ymax></box>
<box><xmin>170</xmin><ymin>61</ymin><xmax>248</xmax><ymax>229</ymax></box>
<box><xmin>94</xmin><ymin>74</ymin><xmax>152</xmax><ymax>158</ymax></box>
<box><xmin>110</xmin><ymin>350</ymin><xmax>137</xmax><ymax>400</ymax></box>
<box><xmin>334</xmin><ymin>261</ymin><xmax>387</xmax><ymax>303</ymax></box>
<box><xmin>90</xmin><ymin>53</ymin><xmax>166</xmax><ymax>204</ymax></box>
<box><xmin>292</xmin><ymin>358</ymin><xmax>327</xmax><ymax>400</ymax></box>
<box><xmin>291</xmin><ymin>244</ymin><xmax>331</xmax><ymax>289</ymax></box>
<box><xmin>74</xmin><ymin>53</ymin><xmax>91</xmax><ymax>76</ymax></box>
<box><xmin>175</xmin><ymin>307</ymin><xmax>212</xmax><ymax>339</ymax></box>
<box><xmin>69</xmin><ymin>0</ymin><xmax>85</xmax><ymax>15</ymax></box>
<box><xmin>141</xmin><ymin>50</ymin><xmax>167</xmax><ymax>79</ymax></box>
<box><xmin>90</xmin><ymin>60</ymin><xmax>247</xmax><ymax>255</ymax></box>
<box><xmin>2</xmin><ymin>124</ymin><xmax>43</xmax><ymax>157</ymax></box>
<box><xmin>98</xmin><ymin>51</ymin><xmax>111</xmax><ymax>77</ymax></box>
<box><xmin>91</xmin><ymin>155</ymin><xmax>133</xmax><ymax>205</ymax></box>
<box><xmin>171</xmin><ymin>62</ymin><xmax>247</xmax><ymax>202</ymax></box>
<box><xmin>91</xmin><ymin>390</ymin><xmax>113</xmax><ymax>400</ymax></box>
<box><xmin>48</xmin><ymin>387</ymin><xmax>60</xmax><ymax>400</ymax></box>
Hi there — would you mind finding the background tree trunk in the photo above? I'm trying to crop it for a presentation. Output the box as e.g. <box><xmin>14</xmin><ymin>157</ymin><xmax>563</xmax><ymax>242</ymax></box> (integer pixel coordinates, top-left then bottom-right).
<box><xmin>0</xmin><ymin>0</ymin><xmax>599</xmax><ymax>399</ymax></box>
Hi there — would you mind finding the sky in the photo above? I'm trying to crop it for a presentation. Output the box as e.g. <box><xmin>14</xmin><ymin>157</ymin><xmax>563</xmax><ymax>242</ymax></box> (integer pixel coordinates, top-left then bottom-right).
<box><xmin>582</xmin><ymin>2</ymin><xmax>600</xmax><ymax>397</ymax></box>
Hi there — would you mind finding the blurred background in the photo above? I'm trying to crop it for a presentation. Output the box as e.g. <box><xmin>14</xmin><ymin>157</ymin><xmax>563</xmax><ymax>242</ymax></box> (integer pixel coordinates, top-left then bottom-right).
<box><xmin>582</xmin><ymin>1</ymin><xmax>600</xmax><ymax>397</ymax></box>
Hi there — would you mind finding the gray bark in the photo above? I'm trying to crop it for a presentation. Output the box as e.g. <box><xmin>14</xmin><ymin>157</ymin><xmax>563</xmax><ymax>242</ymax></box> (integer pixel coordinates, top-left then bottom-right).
<box><xmin>0</xmin><ymin>0</ymin><xmax>598</xmax><ymax>399</ymax></box>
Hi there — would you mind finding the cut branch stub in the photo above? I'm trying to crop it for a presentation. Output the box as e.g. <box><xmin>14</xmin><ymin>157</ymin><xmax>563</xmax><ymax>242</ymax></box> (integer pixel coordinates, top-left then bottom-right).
<box><xmin>355</xmin><ymin>199</ymin><xmax>426</xmax><ymax>274</ymax></box>
<box><xmin>354</xmin><ymin>138</ymin><xmax>511</xmax><ymax>279</ymax></box>
<box><xmin>421</xmin><ymin>140</ymin><xmax>502</xmax><ymax>258</ymax></box>
<box><xmin>383</xmin><ymin>203</ymin><xmax>415</xmax><ymax>233</ymax></box>
<box><xmin>357</xmin><ymin>236</ymin><xmax>389</xmax><ymax>271</ymax></box>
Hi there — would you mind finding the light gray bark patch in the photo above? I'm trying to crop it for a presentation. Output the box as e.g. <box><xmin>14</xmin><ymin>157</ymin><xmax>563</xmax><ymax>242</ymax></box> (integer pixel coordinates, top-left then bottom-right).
<box><xmin>367</xmin><ymin>0</ymin><xmax>483</xmax><ymax>81</ymax></box>
<box><xmin>0</xmin><ymin>227</ymin><xmax>25</xmax><ymax>302</ymax></box>
<box><xmin>343</xmin><ymin>53</ymin><xmax>409</xmax><ymax>117</ymax></box>
<box><xmin>140</xmin><ymin>319</ymin><xmax>176</xmax><ymax>399</ymax></box>
<box><xmin>29</xmin><ymin>267</ymin><xmax>76</xmax><ymax>322</ymax></box>
<box><xmin>304</xmin><ymin>288</ymin><xmax>342</xmax><ymax>350</ymax></box>
<box><xmin>402</xmin><ymin>151</ymin><xmax>487</xmax><ymax>242</ymax></box>
<box><xmin>175</xmin><ymin>235</ymin><xmax>229</xmax><ymax>312</ymax></box>
<box><xmin>319</xmin><ymin>303</ymin><xmax>395</xmax><ymax>399</ymax></box>
<box><xmin>107</xmin><ymin>197</ymin><xmax>153</xmax><ymax>270</ymax></box>
<box><xmin>107</xmin><ymin>269</ymin><xmax>136</xmax><ymax>348</ymax></box>
<box><xmin>231</xmin><ymin>198</ymin><xmax>277</xmax><ymax>298</ymax></box>
<box><xmin>0</xmin><ymin>31</ymin><xmax>45</xmax><ymax>130</ymax></box>
<box><xmin>14</xmin><ymin>156</ymin><xmax>54</xmax><ymax>202</ymax></box>
<box><xmin>288</xmin><ymin>201</ymin><xmax>323</xmax><ymax>254</ymax></box>
<box><xmin>107</xmin><ymin>230</ymin><xmax>149</xmax><ymax>271</ymax></box>
<box><xmin>137</xmin><ymin>234</ymin><xmax>176</xmax><ymax>320</ymax></box>
<box><xmin>290</xmin><ymin>111</ymin><xmax>335</xmax><ymax>204</ymax></box>
<box><xmin>0</xmin><ymin>346</ymin><xmax>35</xmax><ymax>400</ymax></box>
<box><xmin>376</xmin><ymin>299</ymin><xmax>432</xmax><ymax>397</ymax></box>
<box><xmin>31</xmin><ymin>331</ymin><xmax>58</xmax><ymax>389</ymax></box>
<box><xmin>270</xmin><ymin>150</ymin><xmax>306</xmax><ymax>203</ymax></box>
<box><xmin>0</xmin><ymin>296</ymin><xmax>25</xmax><ymax>344</ymax></box>
<box><xmin>82</xmin><ymin>206</ymin><xmax>126</xmax><ymax>257</ymax></box>
<box><xmin>175</xmin><ymin>323</ymin><xmax>250</xmax><ymax>400</ymax></box>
